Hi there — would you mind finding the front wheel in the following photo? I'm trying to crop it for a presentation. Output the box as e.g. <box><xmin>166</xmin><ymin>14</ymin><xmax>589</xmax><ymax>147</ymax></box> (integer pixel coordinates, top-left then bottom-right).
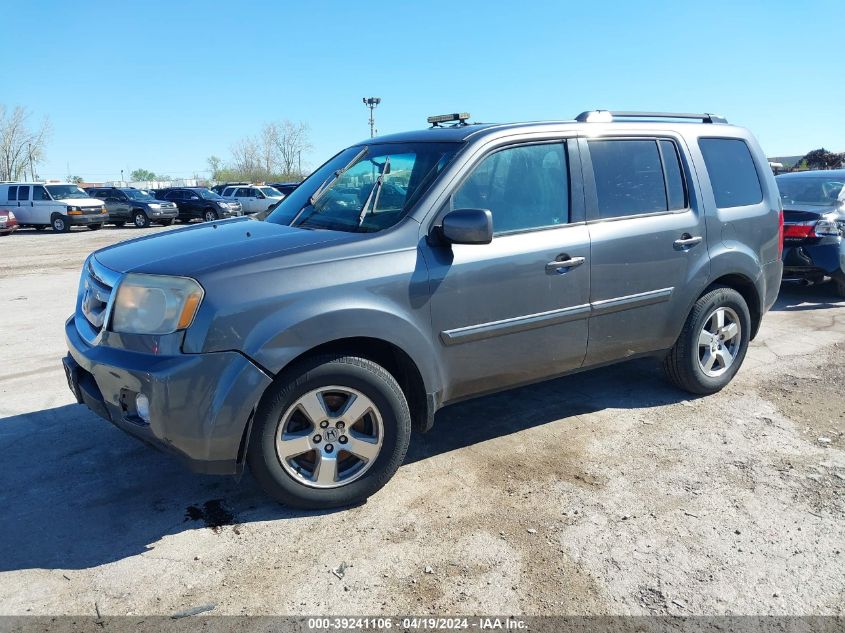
<box><xmin>51</xmin><ymin>215</ymin><xmax>70</xmax><ymax>233</ymax></box>
<box><xmin>663</xmin><ymin>286</ymin><xmax>751</xmax><ymax>395</ymax></box>
<box><xmin>133</xmin><ymin>211</ymin><xmax>150</xmax><ymax>228</ymax></box>
<box><xmin>248</xmin><ymin>355</ymin><xmax>412</xmax><ymax>509</ymax></box>
<box><xmin>203</xmin><ymin>209</ymin><xmax>218</xmax><ymax>222</ymax></box>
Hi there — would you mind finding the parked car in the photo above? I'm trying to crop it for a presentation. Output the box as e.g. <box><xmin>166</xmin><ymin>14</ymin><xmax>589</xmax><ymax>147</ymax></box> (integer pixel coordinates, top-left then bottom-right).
<box><xmin>63</xmin><ymin>110</ymin><xmax>782</xmax><ymax>509</ymax></box>
<box><xmin>775</xmin><ymin>169</ymin><xmax>845</xmax><ymax>295</ymax></box>
<box><xmin>0</xmin><ymin>209</ymin><xmax>19</xmax><ymax>236</ymax></box>
<box><xmin>86</xmin><ymin>187</ymin><xmax>178</xmax><ymax>228</ymax></box>
<box><xmin>210</xmin><ymin>182</ymin><xmax>248</xmax><ymax>196</ymax></box>
<box><xmin>221</xmin><ymin>184</ymin><xmax>284</xmax><ymax>214</ymax></box>
<box><xmin>154</xmin><ymin>187</ymin><xmax>242</xmax><ymax>222</ymax></box>
<box><xmin>0</xmin><ymin>182</ymin><xmax>107</xmax><ymax>232</ymax></box>
<box><xmin>268</xmin><ymin>182</ymin><xmax>301</xmax><ymax>197</ymax></box>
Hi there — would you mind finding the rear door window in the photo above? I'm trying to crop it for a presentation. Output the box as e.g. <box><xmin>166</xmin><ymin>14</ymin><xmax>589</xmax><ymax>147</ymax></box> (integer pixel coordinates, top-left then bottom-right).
<box><xmin>17</xmin><ymin>186</ymin><xmax>30</xmax><ymax>201</ymax></box>
<box><xmin>235</xmin><ymin>188</ymin><xmax>251</xmax><ymax>197</ymax></box>
<box><xmin>588</xmin><ymin>140</ymin><xmax>667</xmax><ymax>218</ymax></box>
<box><xmin>7</xmin><ymin>186</ymin><xmax>18</xmax><ymax>201</ymax></box>
<box><xmin>698</xmin><ymin>138</ymin><xmax>762</xmax><ymax>208</ymax></box>
<box><xmin>659</xmin><ymin>140</ymin><xmax>687</xmax><ymax>211</ymax></box>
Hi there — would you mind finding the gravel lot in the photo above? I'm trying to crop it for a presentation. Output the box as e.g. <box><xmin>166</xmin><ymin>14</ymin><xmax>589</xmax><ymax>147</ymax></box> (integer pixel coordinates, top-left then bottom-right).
<box><xmin>0</xmin><ymin>225</ymin><xmax>843</xmax><ymax>617</ymax></box>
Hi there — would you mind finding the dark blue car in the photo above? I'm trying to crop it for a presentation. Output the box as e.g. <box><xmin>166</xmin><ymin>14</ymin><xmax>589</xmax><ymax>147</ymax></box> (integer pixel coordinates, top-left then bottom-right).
<box><xmin>777</xmin><ymin>169</ymin><xmax>845</xmax><ymax>295</ymax></box>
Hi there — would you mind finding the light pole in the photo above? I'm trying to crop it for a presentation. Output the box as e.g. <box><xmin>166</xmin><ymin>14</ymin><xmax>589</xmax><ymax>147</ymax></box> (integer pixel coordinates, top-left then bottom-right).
<box><xmin>121</xmin><ymin>169</ymin><xmax>124</xmax><ymax>184</ymax></box>
<box><xmin>362</xmin><ymin>97</ymin><xmax>381</xmax><ymax>138</ymax></box>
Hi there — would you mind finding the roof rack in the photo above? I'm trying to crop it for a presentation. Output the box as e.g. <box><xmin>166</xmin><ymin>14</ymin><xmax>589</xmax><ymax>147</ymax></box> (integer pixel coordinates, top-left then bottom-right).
<box><xmin>575</xmin><ymin>110</ymin><xmax>727</xmax><ymax>124</ymax></box>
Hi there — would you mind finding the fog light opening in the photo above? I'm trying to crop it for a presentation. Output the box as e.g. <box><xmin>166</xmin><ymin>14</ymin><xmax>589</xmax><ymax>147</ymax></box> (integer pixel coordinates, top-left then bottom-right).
<box><xmin>135</xmin><ymin>393</ymin><xmax>151</xmax><ymax>423</ymax></box>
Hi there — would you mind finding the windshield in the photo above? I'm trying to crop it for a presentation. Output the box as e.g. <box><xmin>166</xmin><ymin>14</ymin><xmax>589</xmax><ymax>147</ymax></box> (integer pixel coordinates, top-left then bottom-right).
<box><xmin>197</xmin><ymin>188</ymin><xmax>223</xmax><ymax>200</ymax></box>
<box><xmin>124</xmin><ymin>189</ymin><xmax>154</xmax><ymax>201</ymax></box>
<box><xmin>265</xmin><ymin>142</ymin><xmax>460</xmax><ymax>232</ymax></box>
<box><xmin>260</xmin><ymin>186</ymin><xmax>282</xmax><ymax>197</ymax></box>
<box><xmin>45</xmin><ymin>185</ymin><xmax>90</xmax><ymax>200</ymax></box>
<box><xmin>777</xmin><ymin>176</ymin><xmax>845</xmax><ymax>206</ymax></box>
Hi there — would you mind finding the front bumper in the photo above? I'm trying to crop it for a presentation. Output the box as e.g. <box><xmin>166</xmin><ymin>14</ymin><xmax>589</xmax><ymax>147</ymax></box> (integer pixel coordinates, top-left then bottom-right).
<box><xmin>782</xmin><ymin>241</ymin><xmax>845</xmax><ymax>283</ymax></box>
<box><xmin>148</xmin><ymin>207</ymin><xmax>179</xmax><ymax>219</ymax></box>
<box><xmin>64</xmin><ymin>315</ymin><xmax>272</xmax><ymax>474</ymax></box>
<box><xmin>68</xmin><ymin>213</ymin><xmax>109</xmax><ymax>225</ymax></box>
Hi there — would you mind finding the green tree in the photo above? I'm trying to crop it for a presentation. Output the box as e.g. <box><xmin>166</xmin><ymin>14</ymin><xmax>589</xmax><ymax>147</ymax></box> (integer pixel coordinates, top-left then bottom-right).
<box><xmin>67</xmin><ymin>175</ymin><xmax>83</xmax><ymax>184</ymax></box>
<box><xmin>129</xmin><ymin>168</ymin><xmax>170</xmax><ymax>181</ymax></box>
<box><xmin>800</xmin><ymin>148</ymin><xmax>844</xmax><ymax>170</ymax></box>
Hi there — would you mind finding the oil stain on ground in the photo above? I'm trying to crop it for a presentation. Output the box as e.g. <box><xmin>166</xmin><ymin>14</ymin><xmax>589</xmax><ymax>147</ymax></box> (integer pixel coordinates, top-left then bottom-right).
<box><xmin>184</xmin><ymin>499</ymin><xmax>235</xmax><ymax>533</ymax></box>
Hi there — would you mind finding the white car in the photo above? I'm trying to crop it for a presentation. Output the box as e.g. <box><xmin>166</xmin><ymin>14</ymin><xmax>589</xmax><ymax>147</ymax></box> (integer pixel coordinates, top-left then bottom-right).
<box><xmin>0</xmin><ymin>182</ymin><xmax>107</xmax><ymax>232</ymax></box>
<box><xmin>221</xmin><ymin>184</ymin><xmax>284</xmax><ymax>214</ymax></box>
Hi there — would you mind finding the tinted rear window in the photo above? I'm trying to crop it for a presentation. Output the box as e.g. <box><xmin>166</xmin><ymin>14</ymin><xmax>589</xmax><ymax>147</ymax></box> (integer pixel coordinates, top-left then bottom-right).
<box><xmin>660</xmin><ymin>140</ymin><xmax>687</xmax><ymax>211</ymax></box>
<box><xmin>699</xmin><ymin>138</ymin><xmax>762</xmax><ymax>208</ymax></box>
<box><xmin>589</xmin><ymin>139</ymin><xmax>667</xmax><ymax>218</ymax></box>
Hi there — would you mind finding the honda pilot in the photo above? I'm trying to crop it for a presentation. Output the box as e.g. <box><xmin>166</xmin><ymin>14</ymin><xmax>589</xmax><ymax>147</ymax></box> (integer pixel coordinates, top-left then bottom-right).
<box><xmin>63</xmin><ymin>111</ymin><xmax>783</xmax><ymax>509</ymax></box>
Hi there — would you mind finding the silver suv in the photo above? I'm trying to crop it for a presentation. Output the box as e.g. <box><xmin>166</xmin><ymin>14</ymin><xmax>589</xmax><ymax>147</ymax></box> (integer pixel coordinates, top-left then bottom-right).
<box><xmin>63</xmin><ymin>111</ymin><xmax>783</xmax><ymax>509</ymax></box>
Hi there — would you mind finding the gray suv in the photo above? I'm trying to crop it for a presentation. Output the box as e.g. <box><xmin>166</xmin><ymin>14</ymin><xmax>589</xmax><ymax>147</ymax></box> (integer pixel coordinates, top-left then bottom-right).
<box><xmin>63</xmin><ymin>111</ymin><xmax>783</xmax><ymax>509</ymax></box>
<box><xmin>86</xmin><ymin>187</ymin><xmax>178</xmax><ymax>228</ymax></box>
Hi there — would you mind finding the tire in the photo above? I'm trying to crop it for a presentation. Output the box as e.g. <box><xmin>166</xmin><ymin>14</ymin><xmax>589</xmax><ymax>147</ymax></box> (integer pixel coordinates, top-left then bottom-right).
<box><xmin>112</xmin><ymin>221</ymin><xmax>125</xmax><ymax>228</ymax></box>
<box><xmin>203</xmin><ymin>209</ymin><xmax>218</xmax><ymax>222</ymax></box>
<box><xmin>248</xmin><ymin>355</ymin><xmax>412</xmax><ymax>509</ymax></box>
<box><xmin>51</xmin><ymin>214</ymin><xmax>70</xmax><ymax>233</ymax></box>
<box><xmin>132</xmin><ymin>210</ymin><xmax>150</xmax><ymax>228</ymax></box>
<box><xmin>833</xmin><ymin>276</ymin><xmax>845</xmax><ymax>298</ymax></box>
<box><xmin>663</xmin><ymin>286</ymin><xmax>751</xmax><ymax>395</ymax></box>
<box><xmin>88</xmin><ymin>223</ymin><xmax>102</xmax><ymax>231</ymax></box>
<box><xmin>159</xmin><ymin>219</ymin><xmax>174</xmax><ymax>226</ymax></box>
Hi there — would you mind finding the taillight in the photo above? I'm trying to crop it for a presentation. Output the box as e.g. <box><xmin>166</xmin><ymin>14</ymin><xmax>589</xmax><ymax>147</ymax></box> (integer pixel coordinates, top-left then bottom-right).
<box><xmin>777</xmin><ymin>208</ymin><xmax>784</xmax><ymax>257</ymax></box>
<box><xmin>783</xmin><ymin>223</ymin><xmax>813</xmax><ymax>239</ymax></box>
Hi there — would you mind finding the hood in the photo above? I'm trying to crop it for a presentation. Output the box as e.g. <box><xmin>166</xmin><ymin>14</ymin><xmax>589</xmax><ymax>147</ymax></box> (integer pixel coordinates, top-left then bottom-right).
<box><xmin>93</xmin><ymin>217</ymin><xmax>356</xmax><ymax>276</ymax></box>
<box><xmin>56</xmin><ymin>197</ymin><xmax>103</xmax><ymax>208</ymax></box>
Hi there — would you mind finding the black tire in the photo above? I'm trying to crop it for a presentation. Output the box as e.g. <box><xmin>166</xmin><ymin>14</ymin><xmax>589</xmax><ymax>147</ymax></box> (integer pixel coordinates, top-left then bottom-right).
<box><xmin>833</xmin><ymin>276</ymin><xmax>845</xmax><ymax>298</ymax></box>
<box><xmin>88</xmin><ymin>223</ymin><xmax>102</xmax><ymax>231</ymax></box>
<box><xmin>248</xmin><ymin>355</ymin><xmax>412</xmax><ymax>509</ymax></box>
<box><xmin>159</xmin><ymin>219</ymin><xmax>174</xmax><ymax>226</ymax></box>
<box><xmin>203</xmin><ymin>209</ymin><xmax>218</xmax><ymax>222</ymax></box>
<box><xmin>663</xmin><ymin>286</ymin><xmax>751</xmax><ymax>395</ymax></box>
<box><xmin>112</xmin><ymin>221</ymin><xmax>125</xmax><ymax>228</ymax></box>
<box><xmin>132</xmin><ymin>210</ymin><xmax>150</xmax><ymax>228</ymax></box>
<box><xmin>51</xmin><ymin>214</ymin><xmax>70</xmax><ymax>233</ymax></box>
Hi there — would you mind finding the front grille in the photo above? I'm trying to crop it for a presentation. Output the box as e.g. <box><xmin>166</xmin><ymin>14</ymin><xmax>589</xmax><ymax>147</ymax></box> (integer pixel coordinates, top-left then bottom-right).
<box><xmin>78</xmin><ymin>258</ymin><xmax>121</xmax><ymax>339</ymax></box>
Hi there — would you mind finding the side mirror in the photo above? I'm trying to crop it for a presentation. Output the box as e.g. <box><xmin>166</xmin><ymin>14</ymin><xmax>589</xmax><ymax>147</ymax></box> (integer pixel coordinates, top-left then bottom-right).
<box><xmin>440</xmin><ymin>208</ymin><xmax>493</xmax><ymax>245</ymax></box>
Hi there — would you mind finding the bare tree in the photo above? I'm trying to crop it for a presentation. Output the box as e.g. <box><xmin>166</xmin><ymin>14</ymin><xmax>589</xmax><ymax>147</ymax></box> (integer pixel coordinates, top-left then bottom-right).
<box><xmin>0</xmin><ymin>105</ymin><xmax>51</xmax><ymax>181</ymax></box>
<box><xmin>272</xmin><ymin>120</ymin><xmax>311</xmax><ymax>177</ymax></box>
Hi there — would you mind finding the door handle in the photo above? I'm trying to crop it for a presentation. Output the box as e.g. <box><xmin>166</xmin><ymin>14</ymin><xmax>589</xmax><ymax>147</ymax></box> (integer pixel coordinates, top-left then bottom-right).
<box><xmin>546</xmin><ymin>256</ymin><xmax>586</xmax><ymax>274</ymax></box>
<box><xmin>674</xmin><ymin>234</ymin><xmax>703</xmax><ymax>249</ymax></box>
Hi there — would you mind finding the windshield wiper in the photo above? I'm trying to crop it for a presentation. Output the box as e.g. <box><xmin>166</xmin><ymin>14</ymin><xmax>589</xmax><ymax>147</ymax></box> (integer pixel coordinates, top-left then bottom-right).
<box><xmin>308</xmin><ymin>146</ymin><xmax>368</xmax><ymax>208</ymax></box>
<box><xmin>358</xmin><ymin>156</ymin><xmax>390</xmax><ymax>227</ymax></box>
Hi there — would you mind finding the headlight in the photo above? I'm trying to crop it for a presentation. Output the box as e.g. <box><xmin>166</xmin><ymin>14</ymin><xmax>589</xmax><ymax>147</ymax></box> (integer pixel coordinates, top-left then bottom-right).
<box><xmin>148</xmin><ymin>203</ymin><xmax>161</xmax><ymax>209</ymax></box>
<box><xmin>112</xmin><ymin>274</ymin><xmax>204</xmax><ymax>335</ymax></box>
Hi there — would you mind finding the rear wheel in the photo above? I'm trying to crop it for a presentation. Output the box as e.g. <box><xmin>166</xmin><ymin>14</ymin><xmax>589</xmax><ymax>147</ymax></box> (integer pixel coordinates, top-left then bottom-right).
<box><xmin>132</xmin><ymin>210</ymin><xmax>150</xmax><ymax>228</ymax></box>
<box><xmin>664</xmin><ymin>286</ymin><xmax>751</xmax><ymax>395</ymax></box>
<box><xmin>248</xmin><ymin>355</ymin><xmax>412</xmax><ymax>509</ymax></box>
<box><xmin>203</xmin><ymin>209</ymin><xmax>218</xmax><ymax>222</ymax></box>
<box><xmin>833</xmin><ymin>275</ymin><xmax>845</xmax><ymax>298</ymax></box>
<box><xmin>51</xmin><ymin>214</ymin><xmax>70</xmax><ymax>233</ymax></box>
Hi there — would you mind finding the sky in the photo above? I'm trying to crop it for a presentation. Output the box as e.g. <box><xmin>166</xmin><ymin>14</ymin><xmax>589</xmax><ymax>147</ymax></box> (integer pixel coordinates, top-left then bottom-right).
<box><xmin>2</xmin><ymin>0</ymin><xmax>841</xmax><ymax>181</ymax></box>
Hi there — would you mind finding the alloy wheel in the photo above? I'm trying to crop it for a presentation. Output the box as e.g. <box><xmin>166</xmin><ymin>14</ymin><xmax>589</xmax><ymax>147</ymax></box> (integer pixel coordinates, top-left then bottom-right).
<box><xmin>697</xmin><ymin>306</ymin><xmax>742</xmax><ymax>377</ymax></box>
<box><xmin>275</xmin><ymin>386</ymin><xmax>384</xmax><ymax>489</ymax></box>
